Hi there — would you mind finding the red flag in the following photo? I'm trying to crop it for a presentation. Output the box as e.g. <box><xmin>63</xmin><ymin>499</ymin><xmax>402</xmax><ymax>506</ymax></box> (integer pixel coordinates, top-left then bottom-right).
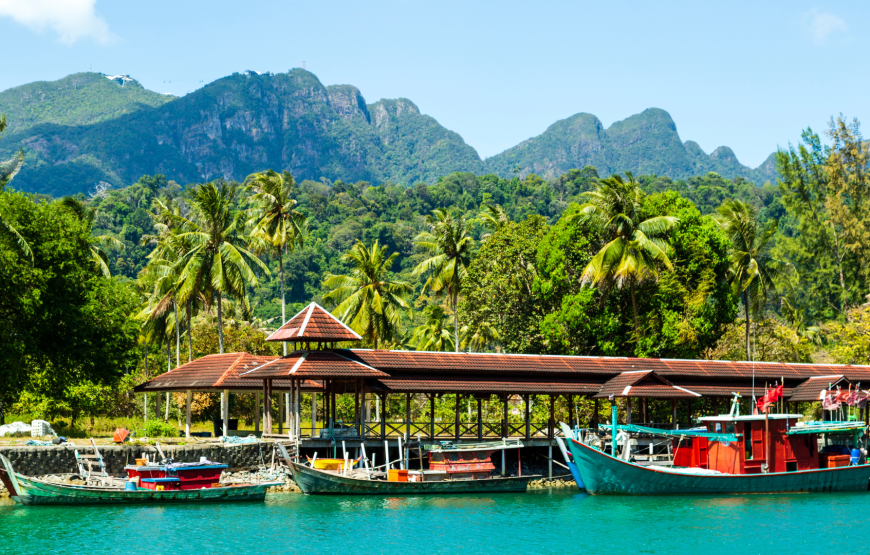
<box><xmin>772</xmin><ymin>385</ymin><xmax>783</xmax><ymax>402</ymax></box>
<box><xmin>756</xmin><ymin>392</ymin><xmax>771</xmax><ymax>413</ymax></box>
<box><xmin>836</xmin><ymin>390</ymin><xmax>850</xmax><ymax>403</ymax></box>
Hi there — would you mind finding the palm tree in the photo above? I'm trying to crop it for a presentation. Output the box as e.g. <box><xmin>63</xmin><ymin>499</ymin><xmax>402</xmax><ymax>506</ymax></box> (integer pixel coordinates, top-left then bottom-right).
<box><xmin>479</xmin><ymin>204</ymin><xmax>510</xmax><ymax>239</ymax></box>
<box><xmin>0</xmin><ymin>114</ymin><xmax>31</xmax><ymax>262</ymax></box>
<box><xmin>571</xmin><ymin>173</ymin><xmax>679</xmax><ymax>338</ymax></box>
<box><xmin>246</xmin><ymin>170</ymin><xmax>309</xmax><ymax>355</ymax></box>
<box><xmin>59</xmin><ymin>197</ymin><xmax>124</xmax><ymax>276</ymax></box>
<box><xmin>322</xmin><ymin>240</ymin><xmax>412</xmax><ymax>348</ymax></box>
<box><xmin>413</xmin><ymin>209</ymin><xmax>474</xmax><ymax>352</ymax></box>
<box><xmin>172</xmin><ymin>181</ymin><xmax>270</xmax><ymax>354</ymax></box>
<box><xmin>410</xmin><ymin>305</ymin><xmax>457</xmax><ymax>352</ymax></box>
<box><xmin>715</xmin><ymin>199</ymin><xmax>794</xmax><ymax>361</ymax></box>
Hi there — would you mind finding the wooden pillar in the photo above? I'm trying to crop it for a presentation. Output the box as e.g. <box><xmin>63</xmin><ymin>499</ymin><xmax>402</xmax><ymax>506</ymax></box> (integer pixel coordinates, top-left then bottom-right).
<box><xmin>222</xmin><ymin>389</ymin><xmax>229</xmax><ymax>437</ymax></box>
<box><xmin>672</xmin><ymin>399</ymin><xmax>677</xmax><ymax>427</ymax></box>
<box><xmin>502</xmin><ymin>395</ymin><xmax>509</xmax><ymax>438</ymax></box>
<box><xmin>331</xmin><ymin>381</ymin><xmax>336</xmax><ymax>430</ymax></box>
<box><xmin>278</xmin><ymin>390</ymin><xmax>284</xmax><ymax>435</ymax></box>
<box><xmin>355</xmin><ymin>380</ymin><xmax>361</xmax><ymax>437</ymax></box>
<box><xmin>185</xmin><ymin>390</ymin><xmax>192</xmax><ymax>438</ymax></box>
<box><xmin>548</xmin><ymin>395</ymin><xmax>555</xmax><ymax>439</ymax></box>
<box><xmin>405</xmin><ymin>392</ymin><xmax>411</xmax><ymax>439</ymax></box>
<box><xmin>255</xmin><ymin>391</ymin><xmax>260</xmax><ymax>434</ymax></box>
<box><xmin>311</xmin><ymin>391</ymin><xmax>318</xmax><ymax>438</ymax></box>
<box><xmin>155</xmin><ymin>392</ymin><xmax>161</xmax><ymax>425</ymax></box>
<box><xmin>524</xmin><ymin>395</ymin><xmax>530</xmax><ymax>439</ymax></box>
<box><xmin>477</xmin><ymin>397</ymin><xmax>483</xmax><ymax>439</ymax></box>
<box><xmin>380</xmin><ymin>393</ymin><xmax>387</xmax><ymax>440</ymax></box>
<box><xmin>627</xmin><ymin>397</ymin><xmax>633</xmax><ymax>424</ymax></box>
<box><xmin>567</xmin><ymin>395</ymin><xmax>574</xmax><ymax>429</ymax></box>
<box><xmin>593</xmin><ymin>398</ymin><xmax>599</xmax><ymax>429</ymax></box>
<box><xmin>686</xmin><ymin>398</ymin><xmax>692</xmax><ymax>425</ymax></box>
<box><xmin>454</xmin><ymin>393</ymin><xmax>461</xmax><ymax>440</ymax></box>
<box><xmin>429</xmin><ymin>394</ymin><xmax>436</xmax><ymax>438</ymax></box>
<box><xmin>642</xmin><ymin>398</ymin><xmax>648</xmax><ymax>424</ymax></box>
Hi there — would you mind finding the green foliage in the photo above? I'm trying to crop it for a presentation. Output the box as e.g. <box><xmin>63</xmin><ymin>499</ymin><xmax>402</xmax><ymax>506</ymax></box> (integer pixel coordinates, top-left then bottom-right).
<box><xmin>144</xmin><ymin>419</ymin><xmax>178</xmax><ymax>438</ymax></box>
<box><xmin>825</xmin><ymin>305</ymin><xmax>870</xmax><ymax>365</ymax></box>
<box><xmin>709</xmin><ymin>318</ymin><xmax>814</xmax><ymax>364</ymax></box>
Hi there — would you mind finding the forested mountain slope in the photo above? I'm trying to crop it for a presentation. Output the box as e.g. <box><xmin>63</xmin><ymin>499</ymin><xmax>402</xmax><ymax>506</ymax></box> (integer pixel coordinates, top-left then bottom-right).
<box><xmin>484</xmin><ymin>108</ymin><xmax>777</xmax><ymax>185</ymax></box>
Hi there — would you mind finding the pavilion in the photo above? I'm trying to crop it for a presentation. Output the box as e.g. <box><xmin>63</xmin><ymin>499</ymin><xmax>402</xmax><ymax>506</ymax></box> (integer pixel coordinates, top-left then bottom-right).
<box><xmin>136</xmin><ymin>302</ymin><xmax>870</xmax><ymax>443</ymax></box>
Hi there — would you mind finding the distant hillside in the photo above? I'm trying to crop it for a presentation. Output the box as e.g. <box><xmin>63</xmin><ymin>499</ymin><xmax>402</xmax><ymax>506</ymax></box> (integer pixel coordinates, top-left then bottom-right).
<box><xmin>484</xmin><ymin>108</ymin><xmax>777</xmax><ymax>185</ymax></box>
<box><xmin>0</xmin><ymin>72</ymin><xmax>174</xmax><ymax>133</ymax></box>
<box><xmin>0</xmin><ymin>70</ymin><xmax>483</xmax><ymax>196</ymax></box>
<box><xmin>0</xmin><ymin>72</ymin><xmax>776</xmax><ymax>197</ymax></box>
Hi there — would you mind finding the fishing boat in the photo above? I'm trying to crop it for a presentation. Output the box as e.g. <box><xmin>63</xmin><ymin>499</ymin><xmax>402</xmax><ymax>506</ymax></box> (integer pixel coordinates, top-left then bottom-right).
<box><xmin>560</xmin><ymin>401</ymin><xmax>870</xmax><ymax>495</ymax></box>
<box><xmin>0</xmin><ymin>455</ymin><xmax>281</xmax><ymax>506</ymax></box>
<box><xmin>288</xmin><ymin>439</ymin><xmax>538</xmax><ymax>495</ymax></box>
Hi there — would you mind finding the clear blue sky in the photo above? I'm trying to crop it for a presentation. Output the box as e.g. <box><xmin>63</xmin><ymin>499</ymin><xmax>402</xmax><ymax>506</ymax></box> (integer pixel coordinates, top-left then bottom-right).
<box><xmin>0</xmin><ymin>1</ymin><xmax>866</xmax><ymax>167</ymax></box>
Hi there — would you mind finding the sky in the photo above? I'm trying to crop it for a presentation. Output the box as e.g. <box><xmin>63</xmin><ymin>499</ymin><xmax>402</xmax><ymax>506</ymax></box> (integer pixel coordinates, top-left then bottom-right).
<box><xmin>0</xmin><ymin>0</ymin><xmax>866</xmax><ymax>167</ymax></box>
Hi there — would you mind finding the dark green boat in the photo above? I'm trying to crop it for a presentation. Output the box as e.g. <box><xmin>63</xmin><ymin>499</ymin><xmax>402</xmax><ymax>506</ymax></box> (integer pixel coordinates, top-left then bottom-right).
<box><xmin>288</xmin><ymin>461</ymin><xmax>536</xmax><ymax>495</ymax></box>
<box><xmin>565</xmin><ymin>436</ymin><xmax>870</xmax><ymax>495</ymax></box>
<box><xmin>1</xmin><ymin>455</ymin><xmax>281</xmax><ymax>506</ymax></box>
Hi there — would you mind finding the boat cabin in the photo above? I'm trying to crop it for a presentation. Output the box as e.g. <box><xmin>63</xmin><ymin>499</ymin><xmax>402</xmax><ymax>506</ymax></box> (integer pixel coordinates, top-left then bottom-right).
<box><xmin>671</xmin><ymin>414</ymin><xmax>863</xmax><ymax>474</ymax></box>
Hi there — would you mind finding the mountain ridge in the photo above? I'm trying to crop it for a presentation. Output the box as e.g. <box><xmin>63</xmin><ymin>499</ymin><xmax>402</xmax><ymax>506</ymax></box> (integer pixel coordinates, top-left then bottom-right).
<box><xmin>0</xmin><ymin>71</ymin><xmax>775</xmax><ymax>196</ymax></box>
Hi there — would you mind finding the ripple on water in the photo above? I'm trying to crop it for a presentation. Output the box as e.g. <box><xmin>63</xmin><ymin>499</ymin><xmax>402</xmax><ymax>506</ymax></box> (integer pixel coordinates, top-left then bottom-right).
<box><xmin>1</xmin><ymin>490</ymin><xmax>868</xmax><ymax>555</ymax></box>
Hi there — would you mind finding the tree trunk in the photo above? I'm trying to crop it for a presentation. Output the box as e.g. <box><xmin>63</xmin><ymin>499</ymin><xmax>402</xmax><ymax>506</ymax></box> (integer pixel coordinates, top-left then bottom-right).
<box><xmin>0</xmin><ymin>402</ymin><xmax>5</xmax><ymax>426</ymax></box>
<box><xmin>217</xmin><ymin>292</ymin><xmax>224</xmax><ymax>354</ymax></box>
<box><xmin>165</xmin><ymin>338</ymin><xmax>171</xmax><ymax>421</ymax></box>
<box><xmin>743</xmin><ymin>288</ymin><xmax>751</xmax><ymax>362</ymax></box>
<box><xmin>452</xmin><ymin>293</ymin><xmax>460</xmax><ymax>353</ymax></box>
<box><xmin>279</xmin><ymin>247</ymin><xmax>286</xmax><ymax>356</ymax></box>
<box><xmin>831</xmin><ymin>221</ymin><xmax>849</xmax><ymax>311</ymax></box>
<box><xmin>187</xmin><ymin>299</ymin><xmax>193</xmax><ymax>363</ymax></box>
<box><xmin>630</xmin><ymin>276</ymin><xmax>640</xmax><ymax>340</ymax></box>
<box><xmin>174</xmin><ymin>298</ymin><xmax>180</xmax><ymax>368</ymax></box>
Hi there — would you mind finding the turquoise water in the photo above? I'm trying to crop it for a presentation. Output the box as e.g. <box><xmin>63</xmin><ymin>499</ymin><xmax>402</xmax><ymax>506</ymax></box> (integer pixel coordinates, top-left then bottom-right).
<box><xmin>1</xmin><ymin>490</ymin><xmax>867</xmax><ymax>554</ymax></box>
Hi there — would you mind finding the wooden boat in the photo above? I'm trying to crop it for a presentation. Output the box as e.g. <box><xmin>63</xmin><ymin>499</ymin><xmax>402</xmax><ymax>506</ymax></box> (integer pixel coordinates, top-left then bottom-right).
<box><xmin>288</xmin><ymin>461</ymin><xmax>535</xmax><ymax>495</ymax></box>
<box><xmin>306</xmin><ymin>456</ymin><xmax>359</xmax><ymax>472</ymax></box>
<box><xmin>561</xmin><ymin>411</ymin><xmax>870</xmax><ymax>495</ymax></box>
<box><xmin>0</xmin><ymin>455</ymin><xmax>281</xmax><ymax>506</ymax></box>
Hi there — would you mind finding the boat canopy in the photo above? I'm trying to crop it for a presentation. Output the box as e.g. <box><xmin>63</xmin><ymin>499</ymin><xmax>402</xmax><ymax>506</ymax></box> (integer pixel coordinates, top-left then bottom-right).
<box><xmin>599</xmin><ymin>423</ymin><xmax>741</xmax><ymax>442</ymax></box>
<box><xmin>785</xmin><ymin>421</ymin><xmax>865</xmax><ymax>435</ymax></box>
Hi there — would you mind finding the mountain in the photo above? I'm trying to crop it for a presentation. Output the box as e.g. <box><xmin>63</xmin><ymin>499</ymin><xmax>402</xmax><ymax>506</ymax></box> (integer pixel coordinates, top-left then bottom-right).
<box><xmin>0</xmin><ymin>72</ymin><xmax>775</xmax><ymax>197</ymax></box>
<box><xmin>484</xmin><ymin>108</ymin><xmax>777</xmax><ymax>185</ymax></box>
<box><xmin>0</xmin><ymin>70</ymin><xmax>483</xmax><ymax>196</ymax></box>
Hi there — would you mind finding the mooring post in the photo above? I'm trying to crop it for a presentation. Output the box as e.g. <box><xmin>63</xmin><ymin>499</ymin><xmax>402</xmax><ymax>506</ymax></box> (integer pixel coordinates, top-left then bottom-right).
<box><xmin>278</xmin><ymin>391</ymin><xmax>284</xmax><ymax>435</ymax></box>
<box><xmin>222</xmin><ymin>389</ymin><xmax>229</xmax><ymax>438</ymax></box>
<box><xmin>524</xmin><ymin>395</ymin><xmax>530</xmax><ymax>440</ymax></box>
<box><xmin>477</xmin><ymin>398</ymin><xmax>483</xmax><ymax>440</ymax></box>
<box><xmin>311</xmin><ymin>391</ymin><xmax>318</xmax><ymax>438</ymax></box>
<box><xmin>611</xmin><ymin>401</ymin><xmax>618</xmax><ymax>458</ymax></box>
<box><xmin>502</xmin><ymin>442</ymin><xmax>506</xmax><ymax>476</ymax></box>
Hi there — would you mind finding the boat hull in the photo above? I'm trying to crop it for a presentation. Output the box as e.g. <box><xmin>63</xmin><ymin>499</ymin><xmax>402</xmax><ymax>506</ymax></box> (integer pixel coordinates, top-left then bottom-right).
<box><xmin>567</xmin><ymin>438</ymin><xmax>870</xmax><ymax>495</ymax></box>
<box><xmin>289</xmin><ymin>462</ymin><xmax>536</xmax><ymax>495</ymax></box>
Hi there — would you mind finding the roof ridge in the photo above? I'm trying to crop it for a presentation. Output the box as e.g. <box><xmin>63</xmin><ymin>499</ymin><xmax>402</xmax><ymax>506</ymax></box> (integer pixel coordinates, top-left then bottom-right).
<box><xmin>215</xmin><ymin>352</ymin><xmax>247</xmax><ymax>387</ymax></box>
<box><xmin>297</xmin><ymin>303</ymin><xmax>316</xmax><ymax>337</ymax></box>
<box><xmin>288</xmin><ymin>351</ymin><xmax>309</xmax><ymax>374</ymax></box>
<box><xmin>310</xmin><ymin>302</ymin><xmax>362</xmax><ymax>339</ymax></box>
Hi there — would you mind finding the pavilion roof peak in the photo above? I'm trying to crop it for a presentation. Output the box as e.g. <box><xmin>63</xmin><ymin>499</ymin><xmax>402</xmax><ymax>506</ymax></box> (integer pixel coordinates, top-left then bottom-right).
<box><xmin>266</xmin><ymin>302</ymin><xmax>362</xmax><ymax>343</ymax></box>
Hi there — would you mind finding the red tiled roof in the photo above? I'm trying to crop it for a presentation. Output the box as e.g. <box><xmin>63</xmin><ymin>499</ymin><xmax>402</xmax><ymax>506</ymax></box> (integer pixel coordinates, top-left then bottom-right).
<box><xmin>374</xmin><ymin>375</ymin><xmax>604</xmax><ymax>394</ymax></box>
<box><xmin>134</xmin><ymin>353</ymin><xmax>325</xmax><ymax>392</ymax></box>
<box><xmin>241</xmin><ymin>350</ymin><xmax>388</xmax><ymax>379</ymax></box>
<box><xmin>788</xmin><ymin>375</ymin><xmax>850</xmax><ymax>402</ymax></box>
<box><xmin>267</xmin><ymin>303</ymin><xmax>361</xmax><ymax>342</ymax></box>
<box><xmin>667</xmin><ymin>380</ymin><xmax>792</xmax><ymax>399</ymax></box>
<box><xmin>593</xmin><ymin>371</ymin><xmax>699</xmax><ymax>399</ymax></box>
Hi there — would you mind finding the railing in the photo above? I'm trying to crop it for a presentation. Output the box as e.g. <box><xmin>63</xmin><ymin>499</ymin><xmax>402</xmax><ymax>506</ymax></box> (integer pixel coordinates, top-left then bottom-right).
<box><xmin>295</xmin><ymin>421</ymin><xmax>554</xmax><ymax>439</ymax></box>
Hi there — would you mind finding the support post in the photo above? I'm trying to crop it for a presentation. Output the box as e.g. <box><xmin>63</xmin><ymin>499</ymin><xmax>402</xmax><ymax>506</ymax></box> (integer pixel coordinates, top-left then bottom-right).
<box><xmin>255</xmin><ymin>391</ymin><xmax>260</xmax><ymax>434</ymax></box>
<box><xmin>593</xmin><ymin>398</ymin><xmax>599</xmax><ymax>429</ymax></box>
<box><xmin>311</xmin><ymin>391</ymin><xmax>318</xmax><ymax>438</ymax></box>
<box><xmin>567</xmin><ymin>395</ymin><xmax>574</xmax><ymax>429</ymax></box>
<box><xmin>611</xmin><ymin>401</ymin><xmax>618</xmax><ymax>457</ymax></box>
<box><xmin>502</xmin><ymin>395</ymin><xmax>509</xmax><ymax>438</ymax></box>
<box><xmin>454</xmin><ymin>393</ymin><xmax>461</xmax><ymax>441</ymax></box>
<box><xmin>185</xmin><ymin>390</ymin><xmax>192</xmax><ymax>438</ymax></box>
<box><xmin>278</xmin><ymin>391</ymin><xmax>284</xmax><ymax>435</ymax></box>
<box><xmin>355</xmin><ymin>380</ymin><xmax>361</xmax><ymax>437</ymax></box>
<box><xmin>524</xmin><ymin>395</ymin><xmax>530</xmax><ymax>440</ymax></box>
<box><xmin>429</xmin><ymin>394</ymin><xmax>435</xmax><ymax>439</ymax></box>
<box><xmin>548</xmin><ymin>395</ymin><xmax>555</xmax><ymax>439</ymax></box>
<box><xmin>477</xmin><ymin>397</ymin><xmax>483</xmax><ymax>440</ymax></box>
<box><xmin>405</xmin><ymin>392</ymin><xmax>411</xmax><ymax>440</ymax></box>
<box><xmin>672</xmin><ymin>399</ymin><xmax>677</xmax><ymax>427</ymax></box>
<box><xmin>627</xmin><ymin>397</ymin><xmax>633</xmax><ymax>424</ymax></box>
<box><xmin>222</xmin><ymin>389</ymin><xmax>229</xmax><ymax>438</ymax></box>
<box><xmin>548</xmin><ymin>441</ymin><xmax>553</xmax><ymax>479</ymax></box>
<box><xmin>380</xmin><ymin>393</ymin><xmax>386</xmax><ymax>440</ymax></box>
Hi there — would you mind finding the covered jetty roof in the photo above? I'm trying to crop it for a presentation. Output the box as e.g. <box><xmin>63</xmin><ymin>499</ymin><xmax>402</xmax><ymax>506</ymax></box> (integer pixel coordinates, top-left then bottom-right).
<box><xmin>592</xmin><ymin>370</ymin><xmax>700</xmax><ymax>399</ymax></box>
<box><xmin>241</xmin><ymin>350</ymin><xmax>388</xmax><ymax>379</ymax></box>
<box><xmin>134</xmin><ymin>352</ymin><xmax>324</xmax><ymax>392</ymax></box>
<box><xmin>788</xmin><ymin>375</ymin><xmax>852</xmax><ymax>402</ymax></box>
<box><xmin>267</xmin><ymin>302</ymin><xmax>361</xmax><ymax>343</ymax></box>
<box><xmin>374</xmin><ymin>375</ymin><xmax>604</xmax><ymax>395</ymax></box>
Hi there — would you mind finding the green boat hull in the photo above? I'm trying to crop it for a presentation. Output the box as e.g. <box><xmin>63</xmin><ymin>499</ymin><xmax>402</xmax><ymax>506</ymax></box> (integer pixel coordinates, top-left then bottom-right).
<box><xmin>289</xmin><ymin>462</ymin><xmax>536</xmax><ymax>495</ymax></box>
<box><xmin>567</xmin><ymin>438</ymin><xmax>870</xmax><ymax>495</ymax></box>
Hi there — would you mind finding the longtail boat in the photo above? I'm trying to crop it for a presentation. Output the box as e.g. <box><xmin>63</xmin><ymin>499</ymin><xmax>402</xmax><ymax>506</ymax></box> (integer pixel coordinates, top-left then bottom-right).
<box><xmin>0</xmin><ymin>455</ymin><xmax>281</xmax><ymax>506</ymax></box>
<box><xmin>288</xmin><ymin>439</ymin><xmax>538</xmax><ymax>495</ymax></box>
<box><xmin>560</xmin><ymin>404</ymin><xmax>870</xmax><ymax>495</ymax></box>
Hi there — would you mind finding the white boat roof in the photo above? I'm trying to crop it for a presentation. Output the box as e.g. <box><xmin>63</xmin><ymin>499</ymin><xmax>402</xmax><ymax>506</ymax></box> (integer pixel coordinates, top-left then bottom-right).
<box><xmin>698</xmin><ymin>413</ymin><xmax>803</xmax><ymax>422</ymax></box>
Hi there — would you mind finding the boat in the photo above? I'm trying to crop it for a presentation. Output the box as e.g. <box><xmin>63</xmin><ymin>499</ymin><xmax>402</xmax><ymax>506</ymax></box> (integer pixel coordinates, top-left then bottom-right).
<box><xmin>554</xmin><ymin>433</ymin><xmax>584</xmax><ymax>489</ymax></box>
<box><xmin>306</xmin><ymin>456</ymin><xmax>359</xmax><ymax>472</ymax></box>
<box><xmin>560</xmin><ymin>405</ymin><xmax>870</xmax><ymax>495</ymax></box>
<box><xmin>0</xmin><ymin>455</ymin><xmax>281</xmax><ymax>506</ymax></box>
<box><xmin>288</xmin><ymin>439</ymin><xmax>539</xmax><ymax>495</ymax></box>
